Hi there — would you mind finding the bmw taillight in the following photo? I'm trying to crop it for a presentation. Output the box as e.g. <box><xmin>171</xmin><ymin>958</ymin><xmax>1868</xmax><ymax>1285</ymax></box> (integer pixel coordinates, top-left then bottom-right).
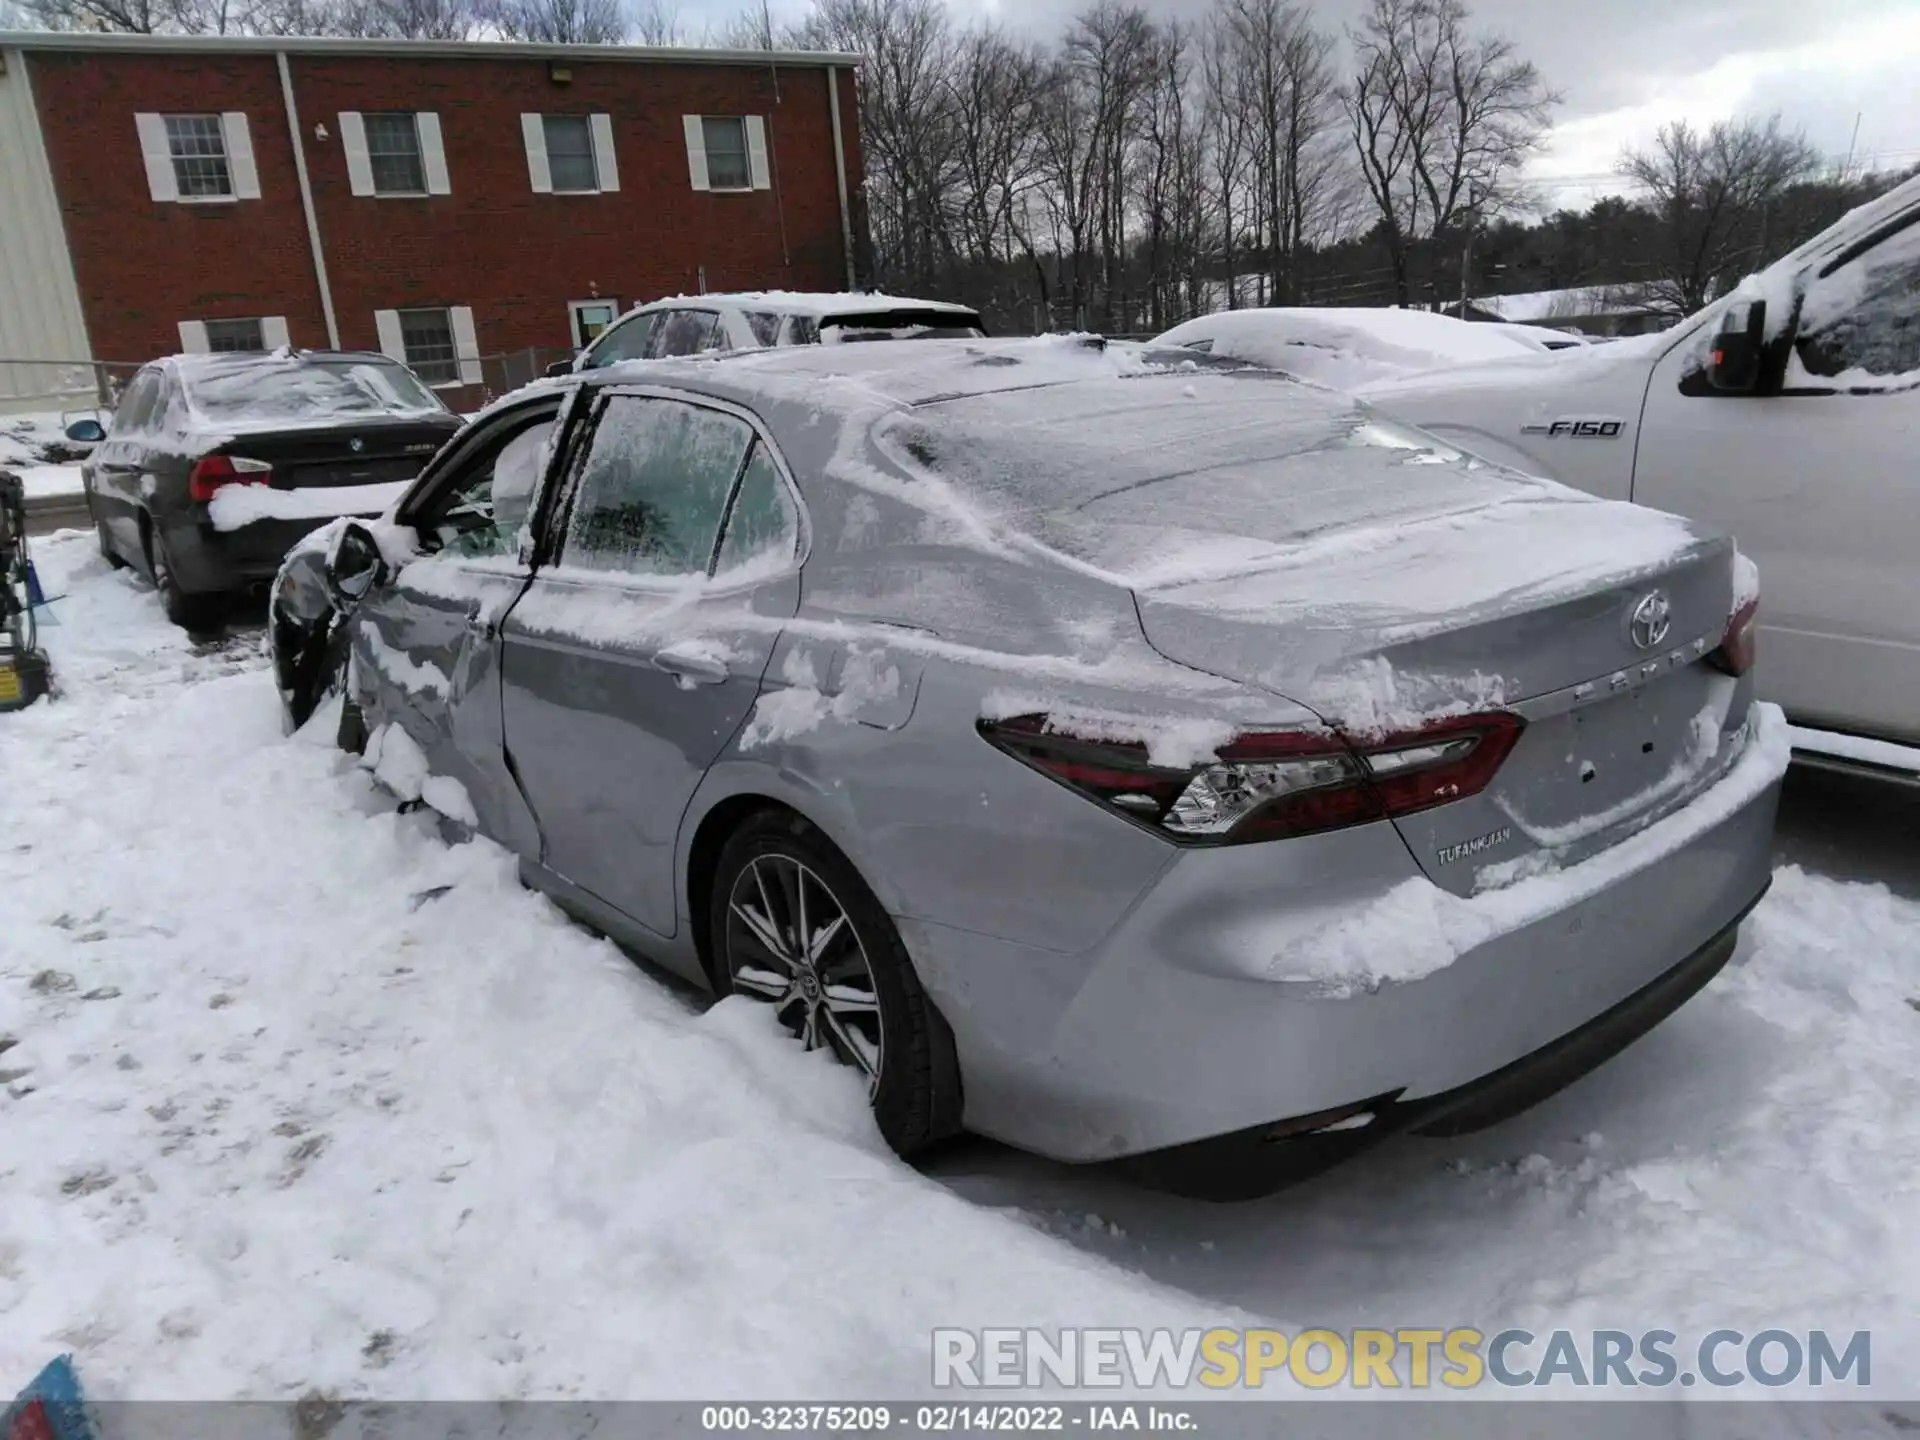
<box><xmin>188</xmin><ymin>453</ymin><xmax>272</xmax><ymax>503</ymax></box>
<box><xmin>978</xmin><ymin>711</ymin><xmax>1525</xmax><ymax>845</ymax></box>
<box><xmin>1707</xmin><ymin>596</ymin><xmax>1759</xmax><ymax>677</ymax></box>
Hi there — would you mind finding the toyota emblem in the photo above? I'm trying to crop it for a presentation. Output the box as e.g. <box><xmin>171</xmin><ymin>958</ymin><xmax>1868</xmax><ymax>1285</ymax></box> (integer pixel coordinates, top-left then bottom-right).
<box><xmin>1630</xmin><ymin>591</ymin><xmax>1672</xmax><ymax>650</ymax></box>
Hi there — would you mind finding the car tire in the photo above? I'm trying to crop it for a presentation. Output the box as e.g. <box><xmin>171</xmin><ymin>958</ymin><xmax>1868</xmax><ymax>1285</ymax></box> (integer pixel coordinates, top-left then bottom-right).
<box><xmin>145</xmin><ymin>518</ymin><xmax>224</xmax><ymax>632</ymax></box>
<box><xmin>337</xmin><ymin>695</ymin><xmax>368</xmax><ymax>755</ymax></box>
<box><xmin>709</xmin><ymin>810</ymin><xmax>963</xmax><ymax>1158</ymax></box>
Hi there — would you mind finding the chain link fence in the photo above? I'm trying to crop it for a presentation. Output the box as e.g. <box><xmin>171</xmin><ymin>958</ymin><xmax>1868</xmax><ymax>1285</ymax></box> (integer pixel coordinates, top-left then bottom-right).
<box><xmin>1</xmin><ymin>358</ymin><xmax>143</xmax><ymax>421</ymax></box>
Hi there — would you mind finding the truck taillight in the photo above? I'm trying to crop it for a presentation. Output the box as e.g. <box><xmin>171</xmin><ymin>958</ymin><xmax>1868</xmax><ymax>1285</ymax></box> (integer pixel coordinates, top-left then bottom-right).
<box><xmin>1708</xmin><ymin>597</ymin><xmax>1759</xmax><ymax>677</ymax></box>
<box><xmin>188</xmin><ymin>453</ymin><xmax>272</xmax><ymax>503</ymax></box>
<box><xmin>978</xmin><ymin>711</ymin><xmax>1524</xmax><ymax>845</ymax></box>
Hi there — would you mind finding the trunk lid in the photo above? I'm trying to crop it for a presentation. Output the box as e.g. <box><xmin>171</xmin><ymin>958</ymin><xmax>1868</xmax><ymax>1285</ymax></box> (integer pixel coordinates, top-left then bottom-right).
<box><xmin>215</xmin><ymin>419</ymin><xmax>459</xmax><ymax>490</ymax></box>
<box><xmin>1128</xmin><ymin>494</ymin><xmax>1746</xmax><ymax>896</ymax></box>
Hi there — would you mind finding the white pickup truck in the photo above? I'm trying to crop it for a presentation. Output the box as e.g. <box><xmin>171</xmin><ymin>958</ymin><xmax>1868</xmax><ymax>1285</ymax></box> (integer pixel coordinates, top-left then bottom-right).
<box><xmin>1359</xmin><ymin>174</ymin><xmax>1920</xmax><ymax>759</ymax></box>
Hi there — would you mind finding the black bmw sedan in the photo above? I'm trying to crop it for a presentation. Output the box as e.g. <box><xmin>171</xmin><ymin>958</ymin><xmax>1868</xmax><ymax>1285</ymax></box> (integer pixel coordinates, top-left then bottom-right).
<box><xmin>72</xmin><ymin>350</ymin><xmax>464</xmax><ymax>629</ymax></box>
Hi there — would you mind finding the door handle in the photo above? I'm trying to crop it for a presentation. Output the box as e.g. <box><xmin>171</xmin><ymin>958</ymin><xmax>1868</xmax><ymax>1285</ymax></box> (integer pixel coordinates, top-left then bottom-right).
<box><xmin>651</xmin><ymin>643</ymin><xmax>729</xmax><ymax>686</ymax></box>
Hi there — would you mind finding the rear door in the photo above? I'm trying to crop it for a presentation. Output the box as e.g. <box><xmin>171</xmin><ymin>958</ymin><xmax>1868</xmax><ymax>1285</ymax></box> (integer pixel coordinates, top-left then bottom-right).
<box><xmin>498</xmin><ymin>386</ymin><xmax>804</xmax><ymax>939</ymax></box>
<box><xmin>346</xmin><ymin>396</ymin><xmax>569</xmax><ymax>857</ymax></box>
<box><xmin>1636</xmin><ymin>205</ymin><xmax>1920</xmax><ymax>741</ymax></box>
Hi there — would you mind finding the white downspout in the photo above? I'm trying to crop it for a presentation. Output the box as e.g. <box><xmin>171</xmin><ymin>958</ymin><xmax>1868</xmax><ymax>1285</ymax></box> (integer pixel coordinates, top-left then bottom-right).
<box><xmin>277</xmin><ymin>51</ymin><xmax>339</xmax><ymax>349</ymax></box>
<box><xmin>826</xmin><ymin>65</ymin><xmax>856</xmax><ymax>292</ymax></box>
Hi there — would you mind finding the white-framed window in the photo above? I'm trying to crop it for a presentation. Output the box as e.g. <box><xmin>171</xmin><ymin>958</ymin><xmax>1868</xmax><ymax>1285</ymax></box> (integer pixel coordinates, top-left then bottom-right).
<box><xmin>522</xmin><ymin>113</ymin><xmax>619</xmax><ymax>194</ymax></box>
<box><xmin>135</xmin><ymin>112</ymin><xmax>259</xmax><ymax>203</ymax></box>
<box><xmin>340</xmin><ymin>111</ymin><xmax>451</xmax><ymax>197</ymax></box>
<box><xmin>568</xmin><ymin>300</ymin><xmax>621</xmax><ymax>349</ymax></box>
<box><xmin>177</xmin><ymin>317</ymin><xmax>290</xmax><ymax>354</ymax></box>
<box><xmin>682</xmin><ymin>114</ymin><xmax>770</xmax><ymax>193</ymax></box>
<box><xmin>375</xmin><ymin>306</ymin><xmax>481</xmax><ymax>386</ymax></box>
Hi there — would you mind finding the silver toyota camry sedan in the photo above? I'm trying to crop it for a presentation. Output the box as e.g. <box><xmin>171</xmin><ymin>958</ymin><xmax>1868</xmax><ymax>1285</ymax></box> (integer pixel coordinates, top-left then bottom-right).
<box><xmin>269</xmin><ymin>337</ymin><xmax>1786</xmax><ymax>1199</ymax></box>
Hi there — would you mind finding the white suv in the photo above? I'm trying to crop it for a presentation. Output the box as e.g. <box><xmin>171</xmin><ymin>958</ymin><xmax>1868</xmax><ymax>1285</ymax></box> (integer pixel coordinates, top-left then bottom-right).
<box><xmin>563</xmin><ymin>291</ymin><xmax>986</xmax><ymax>374</ymax></box>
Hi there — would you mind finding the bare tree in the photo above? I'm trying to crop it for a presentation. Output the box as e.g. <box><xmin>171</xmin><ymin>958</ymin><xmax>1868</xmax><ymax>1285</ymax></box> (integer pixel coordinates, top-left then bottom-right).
<box><xmin>631</xmin><ymin>0</ymin><xmax>678</xmax><ymax>44</ymax></box>
<box><xmin>1220</xmin><ymin>0</ymin><xmax>1339</xmax><ymax>303</ymax></box>
<box><xmin>1343</xmin><ymin>0</ymin><xmax>1555</xmax><ymax>305</ymax></box>
<box><xmin>482</xmin><ymin>0</ymin><xmax>625</xmax><ymax>42</ymax></box>
<box><xmin>14</xmin><ymin>0</ymin><xmax>174</xmax><ymax>33</ymax></box>
<box><xmin>945</xmin><ymin>27</ymin><xmax>1051</xmax><ymax>320</ymax></box>
<box><xmin>1620</xmin><ymin>114</ymin><xmax>1822</xmax><ymax>315</ymax></box>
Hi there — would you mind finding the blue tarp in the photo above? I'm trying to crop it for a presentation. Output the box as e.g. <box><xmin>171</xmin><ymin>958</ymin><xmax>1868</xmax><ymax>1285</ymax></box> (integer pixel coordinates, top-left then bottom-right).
<box><xmin>3</xmin><ymin>1356</ymin><xmax>93</xmax><ymax>1440</ymax></box>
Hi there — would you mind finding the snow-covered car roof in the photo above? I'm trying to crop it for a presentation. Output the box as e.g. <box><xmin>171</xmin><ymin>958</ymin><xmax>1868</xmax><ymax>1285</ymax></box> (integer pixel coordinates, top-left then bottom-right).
<box><xmin>1149</xmin><ymin>307</ymin><xmax>1553</xmax><ymax>389</ymax></box>
<box><xmin>624</xmin><ymin>290</ymin><xmax>982</xmax><ymax>321</ymax></box>
<box><xmin>582</xmin><ymin>334</ymin><xmax>1221</xmax><ymax>412</ymax></box>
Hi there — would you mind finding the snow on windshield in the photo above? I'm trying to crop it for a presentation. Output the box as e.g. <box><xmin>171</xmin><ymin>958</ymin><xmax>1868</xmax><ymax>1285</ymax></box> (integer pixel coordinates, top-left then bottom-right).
<box><xmin>183</xmin><ymin>359</ymin><xmax>447</xmax><ymax>425</ymax></box>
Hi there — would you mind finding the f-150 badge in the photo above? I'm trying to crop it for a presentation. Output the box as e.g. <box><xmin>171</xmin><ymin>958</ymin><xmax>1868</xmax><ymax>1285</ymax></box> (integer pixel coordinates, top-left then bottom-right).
<box><xmin>1522</xmin><ymin>417</ymin><xmax>1625</xmax><ymax>438</ymax></box>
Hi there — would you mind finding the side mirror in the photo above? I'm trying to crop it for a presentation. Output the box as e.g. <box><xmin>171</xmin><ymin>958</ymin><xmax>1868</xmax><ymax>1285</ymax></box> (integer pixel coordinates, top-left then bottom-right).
<box><xmin>324</xmin><ymin>520</ymin><xmax>389</xmax><ymax>608</ymax></box>
<box><xmin>64</xmin><ymin>418</ymin><xmax>107</xmax><ymax>444</ymax></box>
<box><xmin>1706</xmin><ymin>299</ymin><xmax>1767</xmax><ymax>393</ymax></box>
<box><xmin>545</xmin><ymin>355</ymin><xmax>578</xmax><ymax>378</ymax></box>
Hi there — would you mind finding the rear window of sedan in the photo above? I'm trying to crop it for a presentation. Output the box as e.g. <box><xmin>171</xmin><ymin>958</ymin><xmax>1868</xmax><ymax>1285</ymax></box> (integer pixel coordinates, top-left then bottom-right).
<box><xmin>819</xmin><ymin>309</ymin><xmax>985</xmax><ymax>344</ymax></box>
<box><xmin>182</xmin><ymin>359</ymin><xmax>448</xmax><ymax>422</ymax></box>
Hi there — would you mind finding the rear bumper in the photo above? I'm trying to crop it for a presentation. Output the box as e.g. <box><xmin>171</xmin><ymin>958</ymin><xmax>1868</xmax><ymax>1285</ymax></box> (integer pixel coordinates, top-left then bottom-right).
<box><xmin>162</xmin><ymin>513</ymin><xmax>367</xmax><ymax>594</ymax></box>
<box><xmin>906</xmin><ymin>705</ymin><xmax>1788</xmax><ymax>1166</ymax></box>
<box><xmin>1112</xmin><ymin>885</ymin><xmax>1762</xmax><ymax>1199</ymax></box>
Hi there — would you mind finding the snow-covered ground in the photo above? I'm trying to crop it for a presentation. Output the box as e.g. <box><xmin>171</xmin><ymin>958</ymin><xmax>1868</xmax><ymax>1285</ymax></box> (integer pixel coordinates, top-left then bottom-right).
<box><xmin>1</xmin><ymin>411</ymin><xmax>93</xmax><ymax>499</ymax></box>
<box><xmin>3</xmin><ymin>531</ymin><xmax>1918</xmax><ymax>1403</ymax></box>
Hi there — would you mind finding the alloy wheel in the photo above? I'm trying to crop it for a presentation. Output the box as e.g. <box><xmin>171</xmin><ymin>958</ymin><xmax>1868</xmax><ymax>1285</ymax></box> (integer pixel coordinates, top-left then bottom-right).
<box><xmin>723</xmin><ymin>854</ymin><xmax>884</xmax><ymax>1092</ymax></box>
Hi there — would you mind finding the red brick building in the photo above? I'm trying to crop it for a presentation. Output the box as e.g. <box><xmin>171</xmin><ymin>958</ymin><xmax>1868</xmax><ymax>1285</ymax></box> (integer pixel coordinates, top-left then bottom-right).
<box><xmin>0</xmin><ymin>32</ymin><xmax>865</xmax><ymax>410</ymax></box>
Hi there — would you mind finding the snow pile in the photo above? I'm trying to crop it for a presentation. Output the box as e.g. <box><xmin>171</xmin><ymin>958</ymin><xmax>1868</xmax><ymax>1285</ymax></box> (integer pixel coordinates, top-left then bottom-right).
<box><xmin>1260</xmin><ymin>703</ymin><xmax>1789</xmax><ymax>996</ymax></box>
<box><xmin>207</xmin><ymin>480</ymin><xmax>414</xmax><ymax>532</ymax></box>
<box><xmin>1150</xmin><ymin>308</ymin><xmax>1549</xmax><ymax>389</ymax></box>
<box><xmin>739</xmin><ymin>646</ymin><xmax>902</xmax><ymax>750</ymax></box>
<box><xmin>357</xmin><ymin>622</ymin><xmax>451</xmax><ymax>700</ymax></box>
<box><xmin>0</xmin><ymin>533</ymin><xmax>1245</xmax><ymax>1400</ymax></box>
<box><xmin>1301</xmin><ymin>659</ymin><xmax>1512</xmax><ymax>738</ymax></box>
<box><xmin>977</xmin><ymin>692</ymin><xmax>1237</xmax><ymax>769</ymax></box>
<box><xmin>1</xmin><ymin>412</ymin><xmax>93</xmax><ymax>498</ymax></box>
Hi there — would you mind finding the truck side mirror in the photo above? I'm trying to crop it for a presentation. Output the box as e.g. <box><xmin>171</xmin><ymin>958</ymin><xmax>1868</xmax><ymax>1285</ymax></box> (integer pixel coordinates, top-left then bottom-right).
<box><xmin>1706</xmin><ymin>300</ymin><xmax>1767</xmax><ymax>393</ymax></box>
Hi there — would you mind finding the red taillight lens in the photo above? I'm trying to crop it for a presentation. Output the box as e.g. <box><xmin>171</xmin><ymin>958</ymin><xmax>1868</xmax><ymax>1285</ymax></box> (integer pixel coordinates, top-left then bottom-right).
<box><xmin>978</xmin><ymin>710</ymin><xmax>1524</xmax><ymax>845</ymax></box>
<box><xmin>188</xmin><ymin>452</ymin><xmax>272</xmax><ymax>502</ymax></box>
<box><xmin>1708</xmin><ymin>597</ymin><xmax>1759</xmax><ymax>677</ymax></box>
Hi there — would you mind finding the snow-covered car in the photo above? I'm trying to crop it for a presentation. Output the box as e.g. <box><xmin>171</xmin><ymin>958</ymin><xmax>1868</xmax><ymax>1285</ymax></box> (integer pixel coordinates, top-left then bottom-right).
<box><xmin>268</xmin><ymin>336</ymin><xmax>1785</xmax><ymax>1199</ymax></box>
<box><xmin>1358</xmin><ymin>172</ymin><xmax>1920</xmax><ymax>754</ymax></box>
<box><xmin>70</xmin><ymin>351</ymin><xmax>463</xmax><ymax>630</ymax></box>
<box><xmin>1483</xmin><ymin>320</ymin><xmax>1591</xmax><ymax>351</ymax></box>
<box><xmin>1148</xmin><ymin>306</ymin><xmax>1552</xmax><ymax>390</ymax></box>
<box><xmin>556</xmin><ymin>291</ymin><xmax>987</xmax><ymax>375</ymax></box>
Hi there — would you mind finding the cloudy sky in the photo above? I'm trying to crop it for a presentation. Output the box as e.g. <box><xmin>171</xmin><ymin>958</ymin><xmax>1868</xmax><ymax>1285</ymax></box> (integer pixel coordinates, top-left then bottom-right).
<box><xmin>751</xmin><ymin>0</ymin><xmax>1920</xmax><ymax>207</ymax></box>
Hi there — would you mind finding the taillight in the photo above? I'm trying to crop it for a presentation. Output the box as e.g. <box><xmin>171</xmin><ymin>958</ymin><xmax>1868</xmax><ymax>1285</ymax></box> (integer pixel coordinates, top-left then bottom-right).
<box><xmin>1708</xmin><ymin>597</ymin><xmax>1759</xmax><ymax>677</ymax></box>
<box><xmin>188</xmin><ymin>453</ymin><xmax>272</xmax><ymax>503</ymax></box>
<box><xmin>978</xmin><ymin>711</ymin><xmax>1524</xmax><ymax>845</ymax></box>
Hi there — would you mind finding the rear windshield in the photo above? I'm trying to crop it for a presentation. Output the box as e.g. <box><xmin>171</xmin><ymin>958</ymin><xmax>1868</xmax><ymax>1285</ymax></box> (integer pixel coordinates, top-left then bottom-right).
<box><xmin>877</xmin><ymin>372</ymin><xmax>1527</xmax><ymax>575</ymax></box>
<box><xmin>820</xmin><ymin>310</ymin><xmax>985</xmax><ymax>344</ymax></box>
<box><xmin>182</xmin><ymin>359</ymin><xmax>448</xmax><ymax>423</ymax></box>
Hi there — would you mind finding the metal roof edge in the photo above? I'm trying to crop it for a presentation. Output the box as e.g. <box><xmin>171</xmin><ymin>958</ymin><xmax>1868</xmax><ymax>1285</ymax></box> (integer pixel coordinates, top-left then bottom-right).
<box><xmin>0</xmin><ymin>31</ymin><xmax>860</xmax><ymax>67</ymax></box>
